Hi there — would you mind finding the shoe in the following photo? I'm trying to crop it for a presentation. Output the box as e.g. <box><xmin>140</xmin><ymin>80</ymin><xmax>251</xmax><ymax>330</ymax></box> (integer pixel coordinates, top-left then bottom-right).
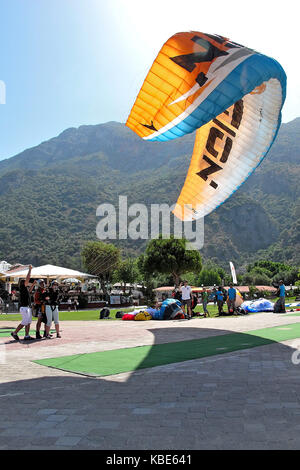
<box><xmin>24</xmin><ymin>336</ymin><xmax>34</xmax><ymax>341</ymax></box>
<box><xmin>45</xmin><ymin>335</ymin><xmax>52</xmax><ymax>339</ymax></box>
<box><xmin>56</xmin><ymin>334</ymin><xmax>61</xmax><ymax>338</ymax></box>
<box><xmin>11</xmin><ymin>332</ymin><xmax>19</xmax><ymax>341</ymax></box>
<box><xmin>36</xmin><ymin>332</ymin><xmax>42</xmax><ymax>339</ymax></box>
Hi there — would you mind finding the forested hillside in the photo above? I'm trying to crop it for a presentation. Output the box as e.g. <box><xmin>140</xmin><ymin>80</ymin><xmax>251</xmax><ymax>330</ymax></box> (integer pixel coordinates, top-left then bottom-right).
<box><xmin>0</xmin><ymin>118</ymin><xmax>299</xmax><ymax>271</ymax></box>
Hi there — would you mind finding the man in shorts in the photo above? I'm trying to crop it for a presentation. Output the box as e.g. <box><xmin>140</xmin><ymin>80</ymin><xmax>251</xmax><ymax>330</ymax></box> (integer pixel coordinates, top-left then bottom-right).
<box><xmin>44</xmin><ymin>280</ymin><xmax>61</xmax><ymax>339</ymax></box>
<box><xmin>216</xmin><ymin>286</ymin><xmax>224</xmax><ymax>315</ymax></box>
<box><xmin>180</xmin><ymin>280</ymin><xmax>192</xmax><ymax>319</ymax></box>
<box><xmin>201</xmin><ymin>288</ymin><xmax>210</xmax><ymax>317</ymax></box>
<box><xmin>227</xmin><ymin>283</ymin><xmax>237</xmax><ymax>314</ymax></box>
<box><xmin>34</xmin><ymin>279</ymin><xmax>46</xmax><ymax>339</ymax></box>
<box><xmin>11</xmin><ymin>265</ymin><xmax>36</xmax><ymax>341</ymax></box>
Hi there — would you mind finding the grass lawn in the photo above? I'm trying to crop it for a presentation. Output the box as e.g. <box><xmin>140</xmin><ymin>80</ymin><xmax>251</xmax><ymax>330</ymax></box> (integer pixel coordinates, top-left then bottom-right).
<box><xmin>1</xmin><ymin>297</ymin><xmax>297</xmax><ymax>322</ymax></box>
<box><xmin>0</xmin><ymin>304</ymin><xmax>251</xmax><ymax>321</ymax></box>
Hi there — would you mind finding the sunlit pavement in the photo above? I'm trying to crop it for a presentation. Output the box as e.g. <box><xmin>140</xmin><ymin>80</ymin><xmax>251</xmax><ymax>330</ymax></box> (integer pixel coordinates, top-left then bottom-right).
<box><xmin>0</xmin><ymin>312</ymin><xmax>300</xmax><ymax>450</ymax></box>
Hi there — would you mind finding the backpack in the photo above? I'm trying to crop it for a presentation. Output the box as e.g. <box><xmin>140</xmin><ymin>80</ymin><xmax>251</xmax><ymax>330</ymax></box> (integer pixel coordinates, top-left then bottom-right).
<box><xmin>163</xmin><ymin>302</ymin><xmax>182</xmax><ymax>320</ymax></box>
<box><xmin>115</xmin><ymin>311</ymin><xmax>125</xmax><ymax>319</ymax></box>
<box><xmin>273</xmin><ymin>298</ymin><xmax>283</xmax><ymax>313</ymax></box>
<box><xmin>173</xmin><ymin>312</ymin><xmax>185</xmax><ymax>320</ymax></box>
<box><xmin>99</xmin><ymin>308</ymin><xmax>110</xmax><ymax>319</ymax></box>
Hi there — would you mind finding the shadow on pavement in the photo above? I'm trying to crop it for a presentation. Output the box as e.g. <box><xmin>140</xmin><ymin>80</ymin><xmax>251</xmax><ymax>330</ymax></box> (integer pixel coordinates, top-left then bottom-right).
<box><xmin>0</xmin><ymin>325</ymin><xmax>300</xmax><ymax>450</ymax></box>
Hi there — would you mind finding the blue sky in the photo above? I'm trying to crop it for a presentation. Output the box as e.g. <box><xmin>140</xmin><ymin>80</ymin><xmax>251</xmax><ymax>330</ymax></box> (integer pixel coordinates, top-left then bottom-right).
<box><xmin>0</xmin><ymin>0</ymin><xmax>299</xmax><ymax>160</ymax></box>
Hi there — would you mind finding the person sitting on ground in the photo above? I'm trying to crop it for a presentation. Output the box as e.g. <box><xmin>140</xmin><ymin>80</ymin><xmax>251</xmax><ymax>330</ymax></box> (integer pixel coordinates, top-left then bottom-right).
<box><xmin>11</xmin><ymin>265</ymin><xmax>36</xmax><ymax>341</ymax></box>
<box><xmin>227</xmin><ymin>283</ymin><xmax>237</xmax><ymax>315</ymax></box>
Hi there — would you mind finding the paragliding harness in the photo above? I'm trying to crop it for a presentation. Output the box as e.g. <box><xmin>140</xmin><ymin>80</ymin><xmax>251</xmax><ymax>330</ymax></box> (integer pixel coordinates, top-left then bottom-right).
<box><xmin>273</xmin><ymin>298</ymin><xmax>285</xmax><ymax>313</ymax></box>
<box><xmin>163</xmin><ymin>302</ymin><xmax>186</xmax><ymax>320</ymax></box>
<box><xmin>235</xmin><ymin>306</ymin><xmax>248</xmax><ymax>315</ymax></box>
<box><xmin>99</xmin><ymin>307</ymin><xmax>110</xmax><ymax>319</ymax></box>
<box><xmin>134</xmin><ymin>311</ymin><xmax>152</xmax><ymax>321</ymax></box>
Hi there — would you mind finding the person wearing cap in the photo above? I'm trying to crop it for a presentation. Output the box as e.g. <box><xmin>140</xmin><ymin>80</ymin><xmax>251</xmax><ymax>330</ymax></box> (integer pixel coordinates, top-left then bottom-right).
<box><xmin>11</xmin><ymin>265</ymin><xmax>36</xmax><ymax>341</ymax></box>
<box><xmin>34</xmin><ymin>279</ymin><xmax>46</xmax><ymax>339</ymax></box>
<box><xmin>44</xmin><ymin>280</ymin><xmax>61</xmax><ymax>338</ymax></box>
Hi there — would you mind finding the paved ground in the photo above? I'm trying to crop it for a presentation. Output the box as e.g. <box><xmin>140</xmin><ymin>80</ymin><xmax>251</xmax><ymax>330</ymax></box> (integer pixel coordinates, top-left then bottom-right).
<box><xmin>0</xmin><ymin>312</ymin><xmax>300</xmax><ymax>450</ymax></box>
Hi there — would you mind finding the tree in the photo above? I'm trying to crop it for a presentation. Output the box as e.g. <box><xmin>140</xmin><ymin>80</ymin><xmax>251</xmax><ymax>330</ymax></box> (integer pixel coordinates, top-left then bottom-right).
<box><xmin>242</xmin><ymin>270</ymin><xmax>271</xmax><ymax>286</ymax></box>
<box><xmin>196</xmin><ymin>268</ymin><xmax>221</xmax><ymax>287</ymax></box>
<box><xmin>141</xmin><ymin>237</ymin><xmax>202</xmax><ymax>286</ymax></box>
<box><xmin>114</xmin><ymin>258</ymin><xmax>139</xmax><ymax>292</ymax></box>
<box><xmin>272</xmin><ymin>267</ymin><xmax>299</xmax><ymax>285</ymax></box>
<box><xmin>246</xmin><ymin>260</ymin><xmax>291</xmax><ymax>277</ymax></box>
<box><xmin>81</xmin><ymin>241</ymin><xmax>121</xmax><ymax>294</ymax></box>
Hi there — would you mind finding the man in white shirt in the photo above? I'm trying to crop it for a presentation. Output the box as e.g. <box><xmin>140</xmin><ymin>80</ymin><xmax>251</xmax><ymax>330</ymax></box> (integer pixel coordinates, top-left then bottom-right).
<box><xmin>180</xmin><ymin>280</ymin><xmax>192</xmax><ymax>319</ymax></box>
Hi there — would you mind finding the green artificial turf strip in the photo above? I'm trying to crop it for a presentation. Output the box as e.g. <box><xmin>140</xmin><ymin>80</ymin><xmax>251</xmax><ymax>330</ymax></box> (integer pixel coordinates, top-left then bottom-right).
<box><xmin>34</xmin><ymin>322</ymin><xmax>300</xmax><ymax>377</ymax></box>
<box><xmin>0</xmin><ymin>328</ymin><xmax>55</xmax><ymax>338</ymax></box>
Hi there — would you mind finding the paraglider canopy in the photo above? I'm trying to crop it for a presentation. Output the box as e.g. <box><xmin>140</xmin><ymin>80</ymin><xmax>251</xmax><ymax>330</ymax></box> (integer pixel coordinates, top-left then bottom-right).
<box><xmin>127</xmin><ymin>32</ymin><xmax>286</xmax><ymax>220</ymax></box>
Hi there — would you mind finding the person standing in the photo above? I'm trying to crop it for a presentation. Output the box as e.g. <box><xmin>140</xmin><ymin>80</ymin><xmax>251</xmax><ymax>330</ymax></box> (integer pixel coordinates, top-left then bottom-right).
<box><xmin>174</xmin><ymin>288</ymin><xmax>182</xmax><ymax>302</ymax></box>
<box><xmin>181</xmin><ymin>280</ymin><xmax>192</xmax><ymax>319</ymax></box>
<box><xmin>201</xmin><ymin>288</ymin><xmax>210</xmax><ymax>317</ymax></box>
<box><xmin>11</xmin><ymin>266</ymin><xmax>36</xmax><ymax>341</ymax></box>
<box><xmin>67</xmin><ymin>297</ymin><xmax>72</xmax><ymax>312</ymax></box>
<box><xmin>44</xmin><ymin>280</ymin><xmax>61</xmax><ymax>338</ymax></box>
<box><xmin>227</xmin><ymin>283</ymin><xmax>236</xmax><ymax>314</ymax></box>
<box><xmin>216</xmin><ymin>286</ymin><xmax>224</xmax><ymax>315</ymax></box>
<box><xmin>34</xmin><ymin>279</ymin><xmax>46</xmax><ymax>339</ymax></box>
<box><xmin>278</xmin><ymin>280</ymin><xmax>286</xmax><ymax>313</ymax></box>
<box><xmin>212</xmin><ymin>287</ymin><xmax>217</xmax><ymax>306</ymax></box>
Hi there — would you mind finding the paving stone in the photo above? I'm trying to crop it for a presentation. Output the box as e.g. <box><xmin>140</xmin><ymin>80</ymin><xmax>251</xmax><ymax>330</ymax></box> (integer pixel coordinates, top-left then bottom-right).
<box><xmin>55</xmin><ymin>436</ymin><xmax>82</xmax><ymax>447</ymax></box>
<box><xmin>37</xmin><ymin>408</ymin><xmax>58</xmax><ymax>415</ymax></box>
<box><xmin>45</xmin><ymin>414</ymin><xmax>68</xmax><ymax>422</ymax></box>
<box><xmin>1</xmin><ymin>314</ymin><xmax>300</xmax><ymax>450</ymax></box>
<box><xmin>30</xmin><ymin>437</ymin><xmax>57</xmax><ymax>446</ymax></box>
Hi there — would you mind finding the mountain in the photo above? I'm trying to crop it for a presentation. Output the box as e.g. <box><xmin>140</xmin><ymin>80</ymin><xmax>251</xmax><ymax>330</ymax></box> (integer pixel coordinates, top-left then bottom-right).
<box><xmin>0</xmin><ymin>118</ymin><xmax>299</xmax><ymax>271</ymax></box>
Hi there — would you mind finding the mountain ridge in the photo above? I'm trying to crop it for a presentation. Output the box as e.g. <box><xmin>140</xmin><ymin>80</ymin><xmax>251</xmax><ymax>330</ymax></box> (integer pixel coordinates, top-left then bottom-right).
<box><xmin>0</xmin><ymin>117</ymin><xmax>299</xmax><ymax>271</ymax></box>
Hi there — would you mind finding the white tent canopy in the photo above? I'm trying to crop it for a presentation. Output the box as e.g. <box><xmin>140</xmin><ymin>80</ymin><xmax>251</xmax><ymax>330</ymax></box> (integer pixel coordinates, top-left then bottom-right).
<box><xmin>62</xmin><ymin>278</ymin><xmax>82</xmax><ymax>284</ymax></box>
<box><xmin>4</xmin><ymin>264</ymin><xmax>95</xmax><ymax>280</ymax></box>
